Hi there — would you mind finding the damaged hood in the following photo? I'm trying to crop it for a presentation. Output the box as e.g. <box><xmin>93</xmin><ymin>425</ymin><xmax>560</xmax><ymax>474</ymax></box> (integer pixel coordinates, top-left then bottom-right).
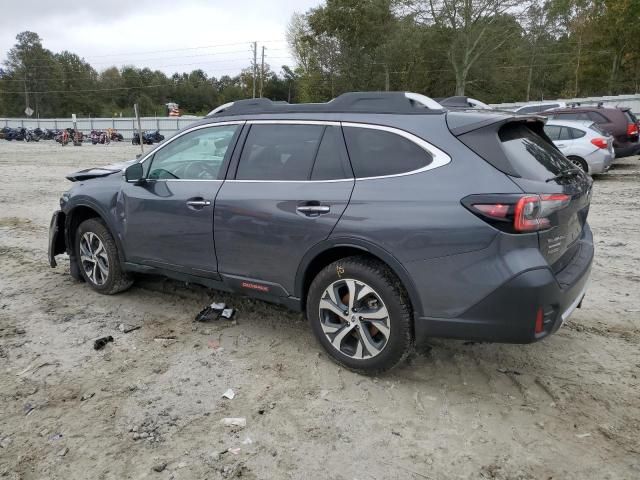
<box><xmin>66</xmin><ymin>159</ymin><xmax>138</xmax><ymax>182</ymax></box>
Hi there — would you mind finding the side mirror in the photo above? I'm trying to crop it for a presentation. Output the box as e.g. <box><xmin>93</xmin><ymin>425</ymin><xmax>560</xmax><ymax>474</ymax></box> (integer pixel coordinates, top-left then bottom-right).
<box><xmin>125</xmin><ymin>163</ymin><xmax>145</xmax><ymax>184</ymax></box>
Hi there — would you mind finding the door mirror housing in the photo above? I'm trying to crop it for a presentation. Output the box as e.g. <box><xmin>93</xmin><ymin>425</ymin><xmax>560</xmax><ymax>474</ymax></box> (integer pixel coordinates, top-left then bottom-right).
<box><xmin>125</xmin><ymin>163</ymin><xmax>145</xmax><ymax>184</ymax></box>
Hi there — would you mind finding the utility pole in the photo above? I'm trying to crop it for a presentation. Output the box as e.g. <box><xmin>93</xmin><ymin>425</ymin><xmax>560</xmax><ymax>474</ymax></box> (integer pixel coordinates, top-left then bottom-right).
<box><xmin>259</xmin><ymin>46</ymin><xmax>266</xmax><ymax>98</ymax></box>
<box><xmin>252</xmin><ymin>41</ymin><xmax>257</xmax><ymax>99</ymax></box>
<box><xmin>383</xmin><ymin>64</ymin><xmax>390</xmax><ymax>92</ymax></box>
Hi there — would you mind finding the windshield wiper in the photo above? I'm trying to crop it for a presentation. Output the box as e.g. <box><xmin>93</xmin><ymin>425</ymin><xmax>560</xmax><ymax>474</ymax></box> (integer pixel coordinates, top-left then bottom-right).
<box><xmin>546</xmin><ymin>169</ymin><xmax>581</xmax><ymax>183</ymax></box>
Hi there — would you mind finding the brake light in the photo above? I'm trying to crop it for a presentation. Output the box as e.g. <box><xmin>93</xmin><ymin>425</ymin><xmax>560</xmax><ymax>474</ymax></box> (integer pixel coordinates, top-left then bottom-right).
<box><xmin>590</xmin><ymin>137</ymin><xmax>608</xmax><ymax>149</ymax></box>
<box><xmin>464</xmin><ymin>193</ymin><xmax>571</xmax><ymax>233</ymax></box>
<box><xmin>535</xmin><ymin>307</ymin><xmax>544</xmax><ymax>334</ymax></box>
<box><xmin>628</xmin><ymin>123</ymin><xmax>639</xmax><ymax>137</ymax></box>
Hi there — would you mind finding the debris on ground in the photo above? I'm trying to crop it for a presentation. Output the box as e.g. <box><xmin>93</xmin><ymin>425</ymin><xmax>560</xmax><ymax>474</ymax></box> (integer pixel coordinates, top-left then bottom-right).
<box><xmin>227</xmin><ymin>447</ymin><xmax>241</xmax><ymax>455</ymax></box>
<box><xmin>57</xmin><ymin>447</ymin><xmax>69</xmax><ymax>457</ymax></box>
<box><xmin>195</xmin><ymin>302</ymin><xmax>226</xmax><ymax>322</ymax></box>
<box><xmin>93</xmin><ymin>336</ymin><xmax>113</xmax><ymax>350</ymax></box>
<box><xmin>222</xmin><ymin>389</ymin><xmax>235</xmax><ymax>400</ymax></box>
<box><xmin>497</xmin><ymin>368</ymin><xmax>521</xmax><ymax>375</ymax></box>
<box><xmin>152</xmin><ymin>462</ymin><xmax>167</xmax><ymax>472</ymax></box>
<box><xmin>220</xmin><ymin>308</ymin><xmax>235</xmax><ymax>320</ymax></box>
<box><xmin>0</xmin><ymin>437</ymin><xmax>12</xmax><ymax>449</ymax></box>
<box><xmin>16</xmin><ymin>361</ymin><xmax>57</xmax><ymax>377</ymax></box>
<box><xmin>154</xmin><ymin>335</ymin><xmax>177</xmax><ymax>347</ymax></box>
<box><xmin>220</xmin><ymin>417</ymin><xmax>246</xmax><ymax>428</ymax></box>
<box><xmin>80</xmin><ymin>392</ymin><xmax>95</xmax><ymax>401</ymax></box>
<box><xmin>49</xmin><ymin>433</ymin><xmax>63</xmax><ymax>441</ymax></box>
<box><xmin>208</xmin><ymin>339</ymin><xmax>222</xmax><ymax>351</ymax></box>
<box><xmin>576</xmin><ymin>432</ymin><xmax>592</xmax><ymax>438</ymax></box>
<box><xmin>24</xmin><ymin>403</ymin><xmax>35</xmax><ymax>415</ymax></box>
<box><xmin>118</xmin><ymin>323</ymin><xmax>141</xmax><ymax>334</ymax></box>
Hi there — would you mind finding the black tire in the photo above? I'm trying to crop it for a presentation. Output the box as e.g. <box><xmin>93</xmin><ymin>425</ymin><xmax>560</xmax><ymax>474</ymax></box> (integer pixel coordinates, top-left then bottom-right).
<box><xmin>306</xmin><ymin>256</ymin><xmax>413</xmax><ymax>375</ymax></box>
<box><xmin>567</xmin><ymin>156</ymin><xmax>588</xmax><ymax>173</ymax></box>
<box><xmin>75</xmin><ymin>218</ymin><xmax>133</xmax><ymax>295</ymax></box>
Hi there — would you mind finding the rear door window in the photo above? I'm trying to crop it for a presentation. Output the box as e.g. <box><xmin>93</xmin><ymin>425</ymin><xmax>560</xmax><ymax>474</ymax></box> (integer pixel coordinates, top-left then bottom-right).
<box><xmin>311</xmin><ymin>126</ymin><xmax>353</xmax><ymax>180</ymax></box>
<box><xmin>544</xmin><ymin>125</ymin><xmax>561</xmax><ymax>140</ymax></box>
<box><xmin>342</xmin><ymin>126</ymin><xmax>432</xmax><ymax>178</ymax></box>
<box><xmin>587</xmin><ymin>111</ymin><xmax>609</xmax><ymax>123</ymax></box>
<box><xmin>499</xmin><ymin>123</ymin><xmax>573</xmax><ymax>181</ymax></box>
<box><xmin>557</xmin><ymin>127</ymin><xmax>572</xmax><ymax>140</ymax></box>
<box><xmin>235</xmin><ymin>124</ymin><xmax>324</xmax><ymax>180</ymax></box>
<box><xmin>552</xmin><ymin>112</ymin><xmax>589</xmax><ymax>121</ymax></box>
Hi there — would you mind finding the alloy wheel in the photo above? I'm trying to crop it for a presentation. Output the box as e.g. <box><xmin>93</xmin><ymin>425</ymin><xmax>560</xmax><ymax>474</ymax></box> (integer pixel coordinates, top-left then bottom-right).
<box><xmin>79</xmin><ymin>232</ymin><xmax>109</xmax><ymax>286</ymax></box>
<box><xmin>318</xmin><ymin>279</ymin><xmax>391</xmax><ymax>359</ymax></box>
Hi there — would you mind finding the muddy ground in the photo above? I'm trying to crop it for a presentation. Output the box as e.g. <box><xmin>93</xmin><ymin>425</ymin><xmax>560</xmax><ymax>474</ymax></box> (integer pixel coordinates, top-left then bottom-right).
<box><xmin>0</xmin><ymin>141</ymin><xmax>639</xmax><ymax>480</ymax></box>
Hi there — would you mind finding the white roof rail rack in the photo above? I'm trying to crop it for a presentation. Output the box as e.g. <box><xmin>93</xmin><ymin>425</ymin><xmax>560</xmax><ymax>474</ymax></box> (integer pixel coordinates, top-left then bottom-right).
<box><xmin>404</xmin><ymin>92</ymin><xmax>443</xmax><ymax>110</ymax></box>
<box><xmin>207</xmin><ymin>101</ymin><xmax>235</xmax><ymax>116</ymax></box>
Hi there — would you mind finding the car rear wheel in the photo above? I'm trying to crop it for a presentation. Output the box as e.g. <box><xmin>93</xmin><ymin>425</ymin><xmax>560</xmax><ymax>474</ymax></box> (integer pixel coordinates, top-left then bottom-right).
<box><xmin>75</xmin><ymin>218</ymin><xmax>133</xmax><ymax>295</ymax></box>
<box><xmin>567</xmin><ymin>156</ymin><xmax>588</xmax><ymax>173</ymax></box>
<box><xmin>306</xmin><ymin>256</ymin><xmax>413</xmax><ymax>374</ymax></box>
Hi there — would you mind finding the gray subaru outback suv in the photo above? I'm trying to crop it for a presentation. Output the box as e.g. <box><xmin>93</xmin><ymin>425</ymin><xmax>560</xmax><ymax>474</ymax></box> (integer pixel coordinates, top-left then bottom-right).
<box><xmin>48</xmin><ymin>92</ymin><xmax>594</xmax><ymax>373</ymax></box>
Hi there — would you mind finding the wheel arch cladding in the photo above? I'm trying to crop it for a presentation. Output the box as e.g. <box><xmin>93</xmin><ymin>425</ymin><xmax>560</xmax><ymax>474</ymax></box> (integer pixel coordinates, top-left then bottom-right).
<box><xmin>296</xmin><ymin>241</ymin><xmax>423</xmax><ymax>317</ymax></box>
<box><xmin>66</xmin><ymin>204</ymin><xmax>125</xmax><ymax>263</ymax></box>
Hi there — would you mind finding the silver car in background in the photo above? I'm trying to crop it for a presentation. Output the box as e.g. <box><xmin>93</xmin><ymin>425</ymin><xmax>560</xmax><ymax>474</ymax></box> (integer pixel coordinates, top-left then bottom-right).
<box><xmin>544</xmin><ymin>119</ymin><xmax>614</xmax><ymax>174</ymax></box>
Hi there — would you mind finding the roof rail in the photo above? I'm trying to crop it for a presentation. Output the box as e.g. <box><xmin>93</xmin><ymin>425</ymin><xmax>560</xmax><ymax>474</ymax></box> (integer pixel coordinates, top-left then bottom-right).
<box><xmin>205</xmin><ymin>92</ymin><xmax>443</xmax><ymax>117</ymax></box>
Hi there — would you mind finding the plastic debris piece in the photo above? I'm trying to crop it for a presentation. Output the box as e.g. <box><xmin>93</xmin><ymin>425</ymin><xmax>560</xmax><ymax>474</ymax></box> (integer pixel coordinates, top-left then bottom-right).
<box><xmin>227</xmin><ymin>447</ymin><xmax>241</xmax><ymax>455</ymax></box>
<box><xmin>220</xmin><ymin>417</ymin><xmax>246</xmax><ymax>428</ymax></box>
<box><xmin>222</xmin><ymin>389</ymin><xmax>235</xmax><ymax>400</ymax></box>
<box><xmin>49</xmin><ymin>433</ymin><xmax>63</xmax><ymax>441</ymax></box>
<box><xmin>93</xmin><ymin>336</ymin><xmax>113</xmax><ymax>350</ymax></box>
<box><xmin>118</xmin><ymin>323</ymin><xmax>141</xmax><ymax>333</ymax></box>
<box><xmin>576</xmin><ymin>432</ymin><xmax>592</xmax><ymax>438</ymax></box>
<box><xmin>211</xmin><ymin>302</ymin><xmax>226</xmax><ymax>310</ymax></box>
<box><xmin>81</xmin><ymin>392</ymin><xmax>95</xmax><ymax>401</ymax></box>
<box><xmin>57</xmin><ymin>447</ymin><xmax>68</xmax><ymax>457</ymax></box>
<box><xmin>220</xmin><ymin>308</ymin><xmax>235</xmax><ymax>320</ymax></box>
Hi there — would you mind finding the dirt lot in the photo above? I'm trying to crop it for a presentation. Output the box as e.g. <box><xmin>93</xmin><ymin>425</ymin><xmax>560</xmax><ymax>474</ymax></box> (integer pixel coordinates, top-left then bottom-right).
<box><xmin>0</xmin><ymin>141</ymin><xmax>639</xmax><ymax>480</ymax></box>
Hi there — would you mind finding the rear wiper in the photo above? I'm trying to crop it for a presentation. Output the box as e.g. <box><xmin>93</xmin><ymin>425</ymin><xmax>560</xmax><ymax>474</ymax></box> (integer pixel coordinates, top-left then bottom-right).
<box><xmin>546</xmin><ymin>169</ymin><xmax>581</xmax><ymax>183</ymax></box>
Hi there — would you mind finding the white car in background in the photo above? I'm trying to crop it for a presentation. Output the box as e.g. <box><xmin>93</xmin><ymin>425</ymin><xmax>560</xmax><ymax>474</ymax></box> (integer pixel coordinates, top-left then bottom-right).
<box><xmin>544</xmin><ymin>119</ymin><xmax>614</xmax><ymax>174</ymax></box>
<box><xmin>513</xmin><ymin>102</ymin><xmax>568</xmax><ymax>114</ymax></box>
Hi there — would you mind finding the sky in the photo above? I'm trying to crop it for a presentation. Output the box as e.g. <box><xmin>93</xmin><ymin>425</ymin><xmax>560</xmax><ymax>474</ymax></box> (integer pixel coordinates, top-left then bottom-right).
<box><xmin>0</xmin><ymin>0</ymin><xmax>323</xmax><ymax>77</ymax></box>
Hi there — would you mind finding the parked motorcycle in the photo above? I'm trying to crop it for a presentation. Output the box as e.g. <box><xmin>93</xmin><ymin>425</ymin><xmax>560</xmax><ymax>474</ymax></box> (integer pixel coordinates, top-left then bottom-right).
<box><xmin>90</xmin><ymin>130</ymin><xmax>110</xmax><ymax>145</ymax></box>
<box><xmin>132</xmin><ymin>129</ymin><xmax>164</xmax><ymax>145</ymax></box>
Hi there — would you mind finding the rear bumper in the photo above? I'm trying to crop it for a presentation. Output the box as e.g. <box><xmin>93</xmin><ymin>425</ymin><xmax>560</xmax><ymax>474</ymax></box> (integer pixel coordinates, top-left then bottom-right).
<box><xmin>587</xmin><ymin>149</ymin><xmax>614</xmax><ymax>174</ymax></box>
<box><xmin>415</xmin><ymin>227</ymin><xmax>593</xmax><ymax>344</ymax></box>
<box><xmin>614</xmin><ymin>142</ymin><xmax>640</xmax><ymax>158</ymax></box>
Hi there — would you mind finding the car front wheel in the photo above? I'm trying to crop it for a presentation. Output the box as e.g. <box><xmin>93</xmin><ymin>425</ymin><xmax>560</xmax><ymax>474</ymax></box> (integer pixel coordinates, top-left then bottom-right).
<box><xmin>75</xmin><ymin>218</ymin><xmax>133</xmax><ymax>294</ymax></box>
<box><xmin>306</xmin><ymin>256</ymin><xmax>413</xmax><ymax>374</ymax></box>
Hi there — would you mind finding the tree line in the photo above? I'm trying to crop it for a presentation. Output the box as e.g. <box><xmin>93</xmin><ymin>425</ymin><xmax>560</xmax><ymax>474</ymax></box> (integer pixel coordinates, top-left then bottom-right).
<box><xmin>1</xmin><ymin>0</ymin><xmax>638</xmax><ymax>118</ymax></box>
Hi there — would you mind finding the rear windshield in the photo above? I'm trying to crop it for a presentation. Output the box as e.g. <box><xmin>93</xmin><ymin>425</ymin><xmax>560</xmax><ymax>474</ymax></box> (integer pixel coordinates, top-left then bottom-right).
<box><xmin>590</xmin><ymin>123</ymin><xmax>608</xmax><ymax>136</ymax></box>
<box><xmin>499</xmin><ymin>123</ymin><xmax>573</xmax><ymax>180</ymax></box>
<box><xmin>624</xmin><ymin>110</ymin><xmax>638</xmax><ymax>123</ymax></box>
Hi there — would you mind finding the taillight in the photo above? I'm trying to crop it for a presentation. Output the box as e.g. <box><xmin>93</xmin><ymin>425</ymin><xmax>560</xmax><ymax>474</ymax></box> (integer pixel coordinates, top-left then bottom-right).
<box><xmin>590</xmin><ymin>137</ymin><xmax>608</xmax><ymax>149</ymax></box>
<box><xmin>627</xmin><ymin>123</ymin><xmax>639</xmax><ymax>137</ymax></box>
<box><xmin>463</xmin><ymin>193</ymin><xmax>571</xmax><ymax>233</ymax></box>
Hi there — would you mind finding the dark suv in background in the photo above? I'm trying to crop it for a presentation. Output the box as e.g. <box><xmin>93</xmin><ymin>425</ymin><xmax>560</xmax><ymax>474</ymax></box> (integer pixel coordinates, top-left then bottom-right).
<box><xmin>49</xmin><ymin>92</ymin><xmax>594</xmax><ymax>373</ymax></box>
<box><xmin>542</xmin><ymin>105</ymin><xmax>640</xmax><ymax>158</ymax></box>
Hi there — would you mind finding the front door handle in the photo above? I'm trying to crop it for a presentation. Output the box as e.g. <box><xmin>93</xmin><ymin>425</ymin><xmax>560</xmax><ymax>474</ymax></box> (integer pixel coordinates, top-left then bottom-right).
<box><xmin>186</xmin><ymin>199</ymin><xmax>211</xmax><ymax>208</ymax></box>
<box><xmin>296</xmin><ymin>205</ymin><xmax>330</xmax><ymax>216</ymax></box>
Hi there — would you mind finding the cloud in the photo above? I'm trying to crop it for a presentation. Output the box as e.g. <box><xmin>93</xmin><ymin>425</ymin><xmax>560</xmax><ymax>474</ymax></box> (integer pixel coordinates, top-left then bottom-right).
<box><xmin>0</xmin><ymin>0</ymin><xmax>322</xmax><ymax>76</ymax></box>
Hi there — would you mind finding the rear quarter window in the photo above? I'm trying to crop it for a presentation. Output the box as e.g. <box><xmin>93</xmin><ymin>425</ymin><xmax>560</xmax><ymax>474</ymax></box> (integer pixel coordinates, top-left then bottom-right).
<box><xmin>499</xmin><ymin>123</ymin><xmax>573</xmax><ymax>181</ymax></box>
<box><xmin>342</xmin><ymin>126</ymin><xmax>432</xmax><ymax>178</ymax></box>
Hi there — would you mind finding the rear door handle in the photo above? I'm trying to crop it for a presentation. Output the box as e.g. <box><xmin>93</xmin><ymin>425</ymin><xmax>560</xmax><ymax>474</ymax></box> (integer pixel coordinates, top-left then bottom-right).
<box><xmin>186</xmin><ymin>199</ymin><xmax>211</xmax><ymax>208</ymax></box>
<box><xmin>296</xmin><ymin>205</ymin><xmax>330</xmax><ymax>216</ymax></box>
